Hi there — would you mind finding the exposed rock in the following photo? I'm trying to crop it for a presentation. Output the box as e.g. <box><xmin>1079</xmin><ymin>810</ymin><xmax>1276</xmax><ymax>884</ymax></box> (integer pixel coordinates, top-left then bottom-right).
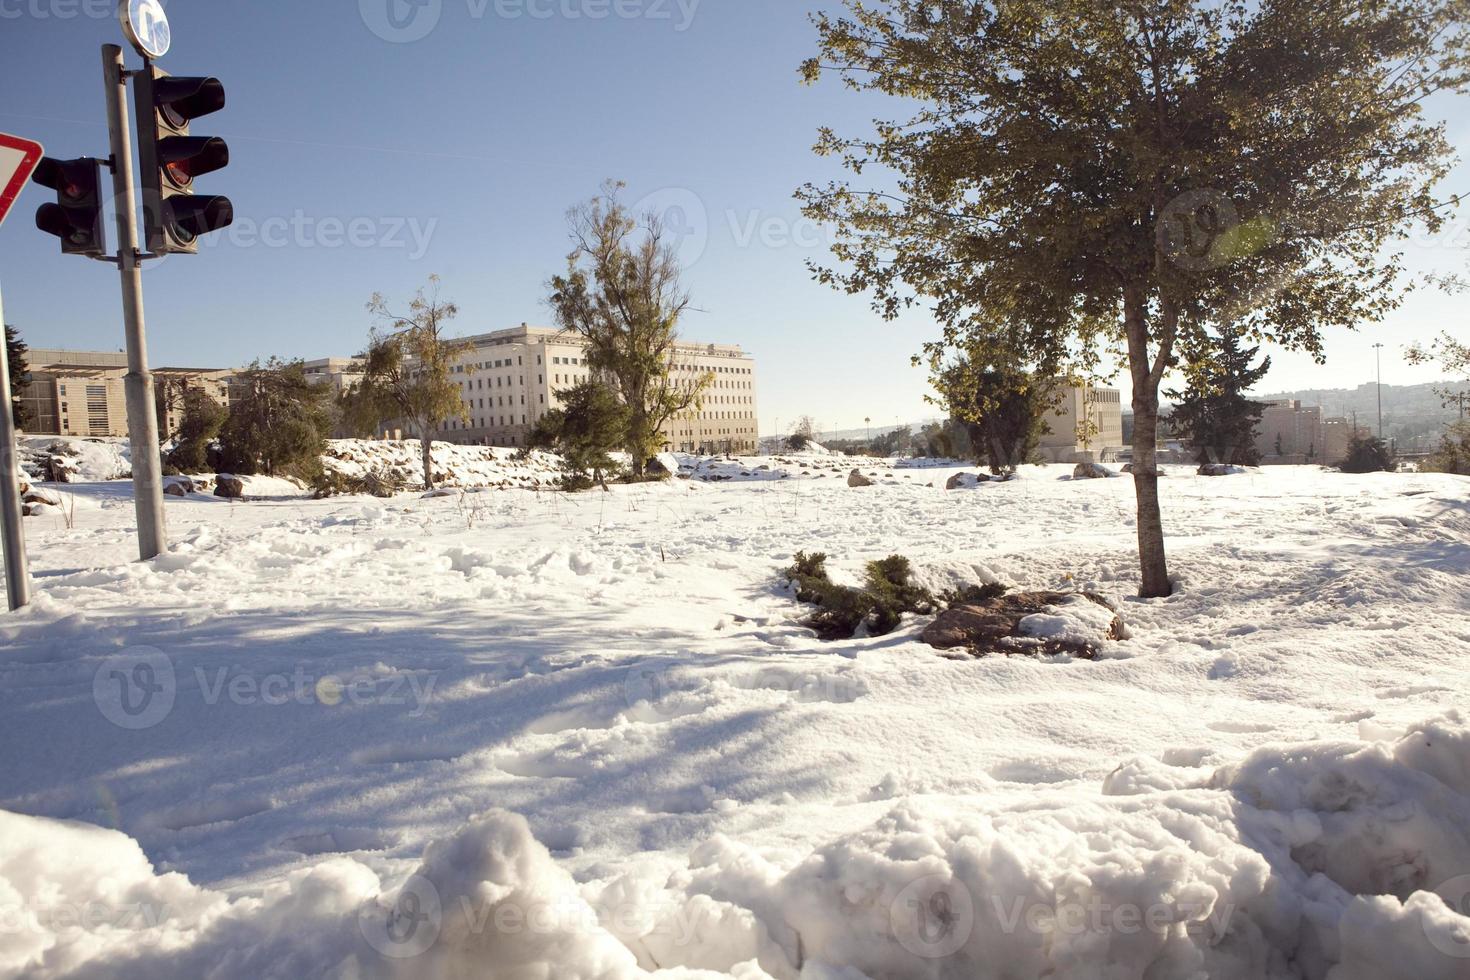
<box><xmin>1198</xmin><ymin>463</ymin><xmax>1242</xmax><ymax>477</ymax></box>
<box><xmin>945</xmin><ymin>472</ymin><xmax>990</xmax><ymax>490</ymax></box>
<box><xmin>847</xmin><ymin>469</ymin><xmax>874</xmax><ymax>487</ymax></box>
<box><xmin>22</xmin><ymin>488</ymin><xmax>61</xmax><ymax>506</ymax></box>
<box><xmin>163</xmin><ymin>482</ymin><xmax>188</xmax><ymax>497</ymax></box>
<box><xmin>922</xmin><ymin>590</ymin><xmax>1124</xmax><ymax>659</ymax></box>
<box><xmin>214</xmin><ymin>474</ymin><xmax>244</xmax><ymax>499</ymax></box>
<box><xmin>1073</xmin><ymin>462</ymin><xmax>1117</xmax><ymax>480</ymax></box>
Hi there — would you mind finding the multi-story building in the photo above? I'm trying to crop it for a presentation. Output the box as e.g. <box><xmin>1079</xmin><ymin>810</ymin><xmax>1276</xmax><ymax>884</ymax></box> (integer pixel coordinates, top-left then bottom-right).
<box><xmin>1036</xmin><ymin>383</ymin><xmax>1125</xmax><ymax>463</ymax></box>
<box><xmin>440</xmin><ymin>324</ymin><xmax>759</xmax><ymax>454</ymax></box>
<box><xmin>302</xmin><ymin>357</ymin><xmax>365</xmax><ymax>394</ymax></box>
<box><xmin>1255</xmin><ymin>399</ymin><xmax>1368</xmax><ymax>463</ymax></box>
<box><xmin>19</xmin><ymin>348</ymin><xmax>232</xmax><ymax>439</ymax></box>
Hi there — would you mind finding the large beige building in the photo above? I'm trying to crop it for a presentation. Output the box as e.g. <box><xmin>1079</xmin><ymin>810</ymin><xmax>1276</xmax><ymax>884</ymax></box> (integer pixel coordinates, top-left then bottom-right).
<box><xmin>1255</xmin><ymin>400</ymin><xmax>1367</xmax><ymax>463</ymax></box>
<box><xmin>19</xmin><ymin>348</ymin><xmax>232</xmax><ymax>439</ymax></box>
<box><xmin>440</xmin><ymin>324</ymin><xmax>759</xmax><ymax>454</ymax></box>
<box><xmin>1036</xmin><ymin>383</ymin><xmax>1126</xmax><ymax>463</ymax></box>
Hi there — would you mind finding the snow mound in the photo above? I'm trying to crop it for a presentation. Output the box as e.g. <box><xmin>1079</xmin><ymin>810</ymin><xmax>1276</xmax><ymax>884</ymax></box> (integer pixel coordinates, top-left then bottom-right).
<box><xmin>18</xmin><ymin>438</ymin><xmax>130</xmax><ymax>483</ymax></box>
<box><xmin>322</xmin><ymin>440</ymin><xmax>563</xmax><ymax>492</ymax></box>
<box><xmin>1017</xmin><ymin>594</ymin><xmax>1122</xmax><ymax>647</ymax></box>
<box><xmin>7</xmin><ymin>717</ymin><xmax>1470</xmax><ymax>978</ymax></box>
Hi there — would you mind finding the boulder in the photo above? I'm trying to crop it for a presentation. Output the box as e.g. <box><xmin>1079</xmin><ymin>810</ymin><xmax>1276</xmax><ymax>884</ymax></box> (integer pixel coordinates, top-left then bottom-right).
<box><xmin>1198</xmin><ymin>463</ymin><xmax>1237</xmax><ymax>477</ymax></box>
<box><xmin>163</xmin><ymin>482</ymin><xmax>188</xmax><ymax>497</ymax></box>
<box><xmin>22</xmin><ymin>488</ymin><xmax>61</xmax><ymax>506</ymax></box>
<box><xmin>945</xmin><ymin>472</ymin><xmax>990</xmax><ymax>490</ymax></box>
<box><xmin>847</xmin><ymin>469</ymin><xmax>874</xmax><ymax>488</ymax></box>
<box><xmin>1072</xmin><ymin>462</ymin><xmax>1116</xmax><ymax>480</ymax></box>
<box><xmin>922</xmin><ymin>590</ymin><xmax>1124</xmax><ymax>659</ymax></box>
<box><xmin>214</xmin><ymin>474</ymin><xmax>245</xmax><ymax>499</ymax></box>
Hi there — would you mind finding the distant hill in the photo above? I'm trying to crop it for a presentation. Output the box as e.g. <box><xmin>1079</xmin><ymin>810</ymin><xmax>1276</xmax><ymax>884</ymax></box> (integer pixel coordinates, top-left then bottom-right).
<box><xmin>1252</xmin><ymin>380</ymin><xmax>1461</xmax><ymax>420</ymax></box>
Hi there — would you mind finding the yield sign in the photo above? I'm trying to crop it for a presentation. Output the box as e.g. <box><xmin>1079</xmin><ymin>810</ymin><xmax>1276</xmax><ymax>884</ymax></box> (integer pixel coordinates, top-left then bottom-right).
<box><xmin>0</xmin><ymin>133</ymin><xmax>44</xmax><ymax>231</ymax></box>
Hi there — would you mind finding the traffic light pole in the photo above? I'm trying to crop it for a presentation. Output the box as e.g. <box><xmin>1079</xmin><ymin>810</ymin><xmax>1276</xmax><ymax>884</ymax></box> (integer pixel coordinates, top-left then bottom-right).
<box><xmin>0</xmin><ymin>281</ymin><xmax>32</xmax><ymax>611</ymax></box>
<box><xmin>102</xmin><ymin>44</ymin><xmax>166</xmax><ymax>561</ymax></box>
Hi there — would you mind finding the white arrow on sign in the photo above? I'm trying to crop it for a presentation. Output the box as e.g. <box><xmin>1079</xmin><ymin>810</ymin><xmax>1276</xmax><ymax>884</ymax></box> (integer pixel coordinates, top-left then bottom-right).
<box><xmin>0</xmin><ymin>133</ymin><xmax>45</xmax><ymax>231</ymax></box>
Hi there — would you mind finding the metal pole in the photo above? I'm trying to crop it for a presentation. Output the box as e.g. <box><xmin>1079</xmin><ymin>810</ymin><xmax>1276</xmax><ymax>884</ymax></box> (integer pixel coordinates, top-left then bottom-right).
<box><xmin>1372</xmin><ymin>342</ymin><xmax>1384</xmax><ymax>440</ymax></box>
<box><xmin>0</xmin><ymin>283</ymin><xmax>31</xmax><ymax>610</ymax></box>
<box><xmin>102</xmin><ymin>44</ymin><xmax>166</xmax><ymax>561</ymax></box>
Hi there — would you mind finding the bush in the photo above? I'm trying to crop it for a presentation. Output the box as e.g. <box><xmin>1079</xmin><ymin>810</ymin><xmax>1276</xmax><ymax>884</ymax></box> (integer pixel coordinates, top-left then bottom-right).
<box><xmin>167</xmin><ymin>389</ymin><xmax>227</xmax><ymax>473</ymax></box>
<box><xmin>783</xmin><ymin>551</ymin><xmax>938</xmax><ymax>640</ymax></box>
<box><xmin>1422</xmin><ymin>423</ymin><xmax>1470</xmax><ymax>475</ymax></box>
<box><xmin>938</xmin><ymin>582</ymin><xmax>1010</xmax><ymax>608</ymax></box>
<box><xmin>1339</xmin><ymin>434</ymin><xmax>1395</xmax><ymax>473</ymax></box>
<box><xmin>310</xmin><ymin>466</ymin><xmax>403</xmax><ymax>499</ymax></box>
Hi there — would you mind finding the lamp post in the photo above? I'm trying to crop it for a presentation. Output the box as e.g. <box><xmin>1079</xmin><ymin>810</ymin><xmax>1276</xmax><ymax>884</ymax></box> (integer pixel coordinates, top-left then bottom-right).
<box><xmin>1372</xmin><ymin>342</ymin><xmax>1384</xmax><ymax>439</ymax></box>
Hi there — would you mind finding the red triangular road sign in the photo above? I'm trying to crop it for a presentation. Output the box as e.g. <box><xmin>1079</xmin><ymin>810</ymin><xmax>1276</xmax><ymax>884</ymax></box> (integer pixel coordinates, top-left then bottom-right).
<box><xmin>0</xmin><ymin>133</ymin><xmax>45</xmax><ymax>231</ymax></box>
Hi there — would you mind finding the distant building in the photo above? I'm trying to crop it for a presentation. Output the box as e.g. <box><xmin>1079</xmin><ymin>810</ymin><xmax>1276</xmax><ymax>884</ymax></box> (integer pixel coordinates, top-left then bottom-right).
<box><xmin>440</xmin><ymin>324</ymin><xmax>759</xmax><ymax>454</ymax></box>
<box><xmin>1036</xmin><ymin>383</ymin><xmax>1125</xmax><ymax>463</ymax></box>
<box><xmin>1254</xmin><ymin>400</ymin><xmax>1368</xmax><ymax>463</ymax></box>
<box><xmin>302</xmin><ymin>357</ymin><xmax>365</xmax><ymax>394</ymax></box>
<box><xmin>18</xmin><ymin>348</ymin><xmax>232</xmax><ymax>439</ymax></box>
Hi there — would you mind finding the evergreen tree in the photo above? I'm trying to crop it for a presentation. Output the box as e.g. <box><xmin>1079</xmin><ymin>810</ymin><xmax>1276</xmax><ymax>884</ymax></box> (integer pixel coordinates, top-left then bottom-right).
<box><xmin>218</xmin><ymin>359</ymin><xmax>333</xmax><ymax>480</ymax></box>
<box><xmin>548</xmin><ymin>181</ymin><xmax>711</xmax><ymax>477</ymax></box>
<box><xmin>1340</xmin><ymin>434</ymin><xmax>1395</xmax><ymax>473</ymax></box>
<box><xmin>167</xmin><ymin>388</ymin><xmax>228</xmax><ymax>473</ymax></box>
<box><xmin>800</xmin><ymin>0</ymin><xmax>1470</xmax><ymax>597</ymax></box>
<box><xmin>933</xmin><ymin>357</ymin><xmax>1052</xmax><ymax>476</ymax></box>
<box><xmin>529</xmin><ymin>380</ymin><xmax>630</xmax><ymax>490</ymax></box>
<box><xmin>361</xmin><ymin>276</ymin><xmax>470</xmax><ymax>490</ymax></box>
<box><xmin>5</xmin><ymin>325</ymin><xmax>29</xmax><ymax>428</ymax></box>
<box><xmin>1168</xmin><ymin>328</ymin><xmax>1271</xmax><ymax>466</ymax></box>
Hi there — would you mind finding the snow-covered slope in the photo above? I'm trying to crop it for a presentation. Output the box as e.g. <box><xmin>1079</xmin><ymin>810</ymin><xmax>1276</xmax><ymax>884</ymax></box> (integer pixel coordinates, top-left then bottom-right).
<box><xmin>0</xmin><ymin>466</ymin><xmax>1467</xmax><ymax>978</ymax></box>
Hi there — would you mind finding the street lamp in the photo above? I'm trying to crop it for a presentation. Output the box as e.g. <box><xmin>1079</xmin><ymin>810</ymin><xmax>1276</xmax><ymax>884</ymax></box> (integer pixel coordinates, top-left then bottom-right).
<box><xmin>1372</xmin><ymin>342</ymin><xmax>1385</xmax><ymax>439</ymax></box>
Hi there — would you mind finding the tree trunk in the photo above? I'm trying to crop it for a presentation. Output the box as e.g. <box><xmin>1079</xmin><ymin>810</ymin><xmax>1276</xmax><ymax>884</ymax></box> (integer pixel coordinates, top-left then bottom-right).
<box><xmin>421</xmin><ymin>431</ymin><xmax>434</xmax><ymax>490</ymax></box>
<box><xmin>1123</xmin><ymin>284</ymin><xmax>1174</xmax><ymax>599</ymax></box>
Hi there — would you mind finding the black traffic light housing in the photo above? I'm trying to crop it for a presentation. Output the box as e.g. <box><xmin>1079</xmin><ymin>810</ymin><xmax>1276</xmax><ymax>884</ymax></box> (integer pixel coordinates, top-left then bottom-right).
<box><xmin>32</xmin><ymin>157</ymin><xmax>108</xmax><ymax>258</ymax></box>
<box><xmin>133</xmin><ymin>65</ymin><xmax>233</xmax><ymax>254</ymax></box>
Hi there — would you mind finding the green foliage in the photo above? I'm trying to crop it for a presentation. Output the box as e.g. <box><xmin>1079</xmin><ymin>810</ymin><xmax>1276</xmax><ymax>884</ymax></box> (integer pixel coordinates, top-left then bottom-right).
<box><xmin>548</xmin><ymin>181</ymin><xmax>711</xmax><ymax>476</ymax></box>
<box><xmin>530</xmin><ymin>380</ymin><xmax>631</xmax><ymax>491</ymax></box>
<box><xmin>938</xmin><ymin>582</ymin><xmax>1011</xmax><ymax>609</ymax></box>
<box><xmin>5</xmin><ymin>325</ymin><xmax>29</xmax><ymax>428</ymax></box>
<box><xmin>1167</xmin><ymin>326</ymin><xmax>1271</xmax><ymax>465</ymax></box>
<box><xmin>786</xmin><ymin>433</ymin><xmax>811</xmax><ymax>451</ymax></box>
<box><xmin>782</xmin><ymin>551</ymin><xmax>937</xmax><ymax>640</ymax></box>
<box><xmin>934</xmin><ymin>359</ymin><xmax>1052</xmax><ymax>475</ymax></box>
<box><xmin>1339</xmin><ymin>434</ymin><xmax>1396</xmax><ymax>474</ymax></box>
<box><xmin>800</xmin><ymin>0</ymin><xmax>1469</xmax><ymax>598</ymax></box>
<box><xmin>218</xmin><ymin>359</ymin><xmax>333</xmax><ymax>481</ymax></box>
<box><xmin>1422</xmin><ymin>423</ymin><xmax>1470</xmax><ymax>476</ymax></box>
<box><xmin>167</xmin><ymin>388</ymin><xmax>227</xmax><ymax>473</ymax></box>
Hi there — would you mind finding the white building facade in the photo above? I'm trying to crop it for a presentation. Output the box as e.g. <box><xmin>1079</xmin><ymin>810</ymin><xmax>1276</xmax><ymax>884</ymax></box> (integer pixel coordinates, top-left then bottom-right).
<box><xmin>441</xmin><ymin>324</ymin><xmax>759</xmax><ymax>454</ymax></box>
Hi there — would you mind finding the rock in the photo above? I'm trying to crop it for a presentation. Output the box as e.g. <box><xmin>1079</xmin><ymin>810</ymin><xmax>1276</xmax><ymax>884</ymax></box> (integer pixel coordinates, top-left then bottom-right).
<box><xmin>1121</xmin><ymin>463</ymin><xmax>1133</xmax><ymax>474</ymax></box>
<box><xmin>1072</xmin><ymin>462</ymin><xmax>1116</xmax><ymax>480</ymax></box>
<box><xmin>847</xmin><ymin>469</ymin><xmax>874</xmax><ymax>487</ymax></box>
<box><xmin>214</xmin><ymin>474</ymin><xmax>244</xmax><ymax>499</ymax></box>
<box><xmin>1198</xmin><ymin>463</ymin><xmax>1237</xmax><ymax>477</ymax></box>
<box><xmin>945</xmin><ymin>472</ymin><xmax>990</xmax><ymax>490</ymax></box>
<box><xmin>163</xmin><ymin>482</ymin><xmax>188</xmax><ymax>497</ymax></box>
<box><xmin>22</xmin><ymin>488</ymin><xmax>61</xmax><ymax>506</ymax></box>
<box><xmin>922</xmin><ymin>590</ymin><xmax>1124</xmax><ymax>659</ymax></box>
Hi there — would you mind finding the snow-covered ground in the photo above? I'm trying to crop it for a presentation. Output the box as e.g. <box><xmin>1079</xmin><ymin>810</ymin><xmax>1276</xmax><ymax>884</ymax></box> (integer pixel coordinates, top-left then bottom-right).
<box><xmin>1</xmin><ymin>460</ymin><xmax>1468</xmax><ymax>978</ymax></box>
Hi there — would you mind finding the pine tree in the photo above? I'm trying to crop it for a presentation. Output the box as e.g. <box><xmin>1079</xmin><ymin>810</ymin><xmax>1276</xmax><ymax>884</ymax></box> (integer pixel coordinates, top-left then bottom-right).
<box><xmin>167</xmin><ymin>389</ymin><xmax>228</xmax><ymax>473</ymax></box>
<box><xmin>5</xmin><ymin>325</ymin><xmax>29</xmax><ymax>428</ymax></box>
<box><xmin>529</xmin><ymin>380</ymin><xmax>630</xmax><ymax>491</ymax></box>
<box><xmin>218</xmin><ymin>359</ymin><xmax>333</xmax><ymax>480</ymax></box>
<box><xmin>1168</xmin><ymin>328</ymin><xmax>1271</xmax><ymax>466</ymax></box>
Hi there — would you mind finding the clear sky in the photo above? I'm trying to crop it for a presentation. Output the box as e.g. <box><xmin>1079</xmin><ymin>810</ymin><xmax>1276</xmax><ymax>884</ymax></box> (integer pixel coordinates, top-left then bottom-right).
<box><xmin>0</xmin><ymin>0</ymin><xmax>1465</xmax><ymax>437</ymax></box>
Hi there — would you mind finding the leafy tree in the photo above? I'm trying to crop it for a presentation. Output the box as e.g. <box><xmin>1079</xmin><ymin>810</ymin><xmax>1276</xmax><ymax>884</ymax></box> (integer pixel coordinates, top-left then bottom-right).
<box><xmin>800</xmin><ymin>0</ymin><xmax>1470</xmax><ymax>597</ymax></box>
<box><xmin>934</xmin><ymin>357</ymin><xmax>1052</xmax><ymax>475</ymax></box>
<box><xmin>167</xmin><ymin>389</ymin><xmax>227</xmax><ymax>473</ymax></box>
<box><xmin>218</xmin><ymin>359</ymin><xmax>333</xmax><ymax>480</ymax></box>
<box><xmin>360</xmin><ymin>276</ymin><xmax>471</xmax><ymax>490</ymax></box>
<box><xmin>529</xmin><ymin>380</ymin><xmax>631</xmax><ymax>491</ymax></box>
<box><xmin>548</xmin><ymin>181</ymin><xmax>711</xmax><ymax>478</ymax></box>
<box><xmin>1424</xmin><ymin>423</ymin><xmax>1470</xmax><ymax>475</ymax></box>
<box><xmin>5</xmin><ymin>325</ymin><xmax>29</xmax><ymax>428</ymax></box>
<box><xmin>1339</xmin><ymin>434</ymin><xmax>1396</xmax><ymax>474</ymax></box>
<box><xmin>1167</xmin><ymin>326</ymin><xmax>1270</xmax><ymax>466</ymax></box>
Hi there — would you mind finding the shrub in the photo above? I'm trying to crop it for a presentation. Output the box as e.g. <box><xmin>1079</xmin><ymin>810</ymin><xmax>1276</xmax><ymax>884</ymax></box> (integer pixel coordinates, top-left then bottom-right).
<box><xmin>1339</xmin><ymin>434</ymin><xmax>1395</xmax><ymax>473</ymax></box>
<box><xmin>310</xmin><ymin>466</ymin><xmax>403</xmax><ymax>499</ymax></box>
<box><xmin>938</xmin><ymin>582</ymin><xmax>1010</xmax><ymax>608</ymax></box>
<box><xmin>1422</xmin><ymin>423</ymin><xmax>1470</xmax><ymax>476</ymax></box>
<box><xmin>783</xmin><ymin>551</ymin><xmax>938</xmax><ymax>640</ymax></box>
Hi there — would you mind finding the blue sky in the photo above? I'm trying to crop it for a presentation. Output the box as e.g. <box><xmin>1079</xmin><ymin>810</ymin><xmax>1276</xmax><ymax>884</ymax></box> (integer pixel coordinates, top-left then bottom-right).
<box><xmin>0</xmin><ymin>0</ymin><xmax>1465</xmax><ymax>437</ymax></box>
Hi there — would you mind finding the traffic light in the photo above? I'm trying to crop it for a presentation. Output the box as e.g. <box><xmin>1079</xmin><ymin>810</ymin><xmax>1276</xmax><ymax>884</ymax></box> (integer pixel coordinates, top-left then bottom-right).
<box><xmin>32</xmin><ymin>157</ymin><xmax>108</xmax><ymax>258</ymax></box>
<box><xmin>133</xmin><ymin>66</ymin><xmax>233</xmax><ymax>255</ymax></box>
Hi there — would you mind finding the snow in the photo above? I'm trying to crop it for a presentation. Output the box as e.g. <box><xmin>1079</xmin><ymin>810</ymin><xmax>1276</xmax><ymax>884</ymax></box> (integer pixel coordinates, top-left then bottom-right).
<box><xmin>0</xmin><ymin>462</ymin><xmax>1467</xmax><ymax>978</ymax></box>
<box><xmin>1017</xmin><ymin>595</ymin><xmax>1120</xmax><ymax>647</ymax></box>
